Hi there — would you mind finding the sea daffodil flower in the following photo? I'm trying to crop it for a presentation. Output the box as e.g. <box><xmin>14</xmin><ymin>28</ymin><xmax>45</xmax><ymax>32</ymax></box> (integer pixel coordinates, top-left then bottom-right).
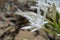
<box><xmin>13</xmin><ymin>0</ymin><xmax>49</xmax><ymax>32</ymax></box>
<box><xmin>15</xmin><ymin>9</ymin><xmax>48</xmax><ymax>32</ymax></box>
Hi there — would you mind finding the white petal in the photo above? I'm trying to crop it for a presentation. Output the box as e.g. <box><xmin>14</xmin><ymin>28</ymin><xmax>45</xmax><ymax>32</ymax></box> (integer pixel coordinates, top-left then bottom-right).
<box><xmin>43</xmin><ymin>21</ymin><xmax>48</xmax><ymax>24</ymax></box>
<box><xmin>57</xmin><ymin>34</ymin><xmax>60</xmax><ymax>36</ymax></box>
<box><xmin>31</xmin><ymin>29</ymin><xmax>38</xmax><ymax>32</ymax></box>
<box><xmin>21</xmin><ymin>26</ymin><xmax>32</xmax><ymax>29</ymax></box>
<box><xmin>15</xmin><ymin>11</ymin><xmax>22</xmax><ymax>15</ymax></box>
<box><xmin>30</xmin><ymin>6</ymin><xmax>37</xmax><ymax>9</ymax></box>
<box><xmin>43</xmin><ymin>3</ymin><xmax>50</xmax><ymax>7</ymax></box>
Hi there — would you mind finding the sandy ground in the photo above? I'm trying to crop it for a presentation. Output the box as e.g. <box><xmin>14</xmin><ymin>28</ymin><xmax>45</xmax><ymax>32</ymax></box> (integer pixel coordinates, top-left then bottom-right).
<box><xmin>15</xmin><ymin>30</ymin><xmax>47</xmax><ymax>40</ymax></box>
<box><xmin>0</xmin><ymin>22</ymin><xmax>48</xmax><ymax>40</ymax></box>
<box><xmin>0</xmin><ymin>12</ymin><xmax>48</xmax><ymax>40</ymax></box>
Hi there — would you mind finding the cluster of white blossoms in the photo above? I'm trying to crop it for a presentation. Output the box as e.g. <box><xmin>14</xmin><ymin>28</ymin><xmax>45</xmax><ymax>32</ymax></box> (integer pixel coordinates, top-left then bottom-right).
<box><xmin>15</xmin><ymin>9</ymin><xmax>48</xmax><ymax>32</ymax></box>
<box><xmin>14</xmin><ymin>0</ymin><xmax>60</xmax><ymax>32</ymax></box>
<box><xmin>14</xmin><ymin>0</ymin><xmax>50</xmax><ymax>32</ymax></box>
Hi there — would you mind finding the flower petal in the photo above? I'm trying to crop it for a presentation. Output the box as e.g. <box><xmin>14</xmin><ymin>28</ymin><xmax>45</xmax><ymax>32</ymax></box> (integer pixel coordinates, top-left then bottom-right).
<box><xmin>43</xmin><ymin>21</ymin><xmax>48</xmax><ymax>24</ymax></box>
<box><xmin>21</xmin><ymin>26</ymin><xmax>32</xmax><ymax>29</ymax></box>
<box><xmin>31</xmin><ymin>29</ymin><xmax>38</xmax><ymax>32</ymax></box>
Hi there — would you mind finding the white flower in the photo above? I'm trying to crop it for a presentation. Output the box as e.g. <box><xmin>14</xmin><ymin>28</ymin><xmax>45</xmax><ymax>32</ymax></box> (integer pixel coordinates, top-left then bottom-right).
<box><xmin>30</xmin><ymin>0</ymin><xmax>51</xmax><ymax>17</ymax></box>
<box><xmin>15</xmin><ymin>10</ymin><xmax>48</xmax><ymax>32</ymax></box>
<box><xmin>14</xmin><ymin>0</ymin><xmax>49</xmax><ymax>32</ymax></box>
